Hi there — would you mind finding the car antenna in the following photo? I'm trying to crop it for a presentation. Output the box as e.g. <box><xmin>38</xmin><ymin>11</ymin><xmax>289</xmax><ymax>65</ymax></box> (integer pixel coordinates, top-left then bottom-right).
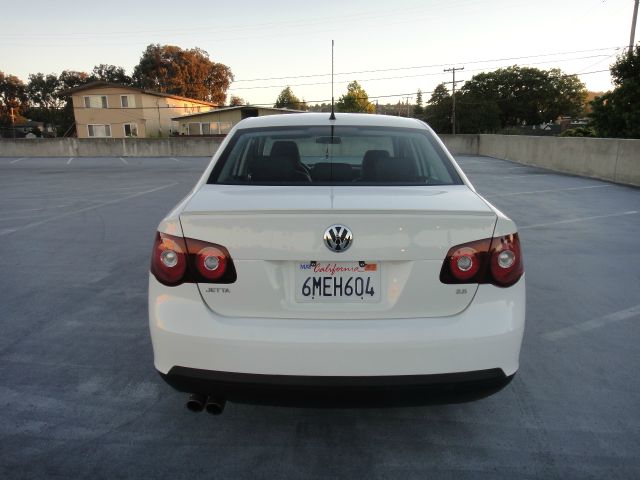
<box><xmin>330</xmin><ymin>40</ymin><xmax>336</xmax><ymax>120</ymax></box>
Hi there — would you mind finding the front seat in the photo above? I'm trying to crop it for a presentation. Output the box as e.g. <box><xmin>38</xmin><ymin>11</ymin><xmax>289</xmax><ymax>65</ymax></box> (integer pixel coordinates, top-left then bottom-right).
<box><xmin>270</xmin><ymin>141</ymin><xmax>311</xmax><ymax>181</ymax></box>
<box><xmin>360</xmin><ymin>150</ymin><xmax>391</xmax><ymax>181</ymax></box>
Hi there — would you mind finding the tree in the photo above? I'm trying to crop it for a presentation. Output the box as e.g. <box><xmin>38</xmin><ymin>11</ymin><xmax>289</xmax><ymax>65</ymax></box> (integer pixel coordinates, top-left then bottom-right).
<box><xmin>307</xmin><ymin>102</ymin><xmax>331</xmax><ymax>112</ymax></box>
<box><xmin>456</xmin><ymin>92</ymin><xmax>501</xmax><ymax>133</ymax></box>
<box><xmin>590</xmin><ymin>46</ymin><xmax>640</xmax><ymax>138</ymax></box>
<box><xmin>90</xmin><ymin>64</ymin><xmax>131</xmax><ymax>84</ymax></box>
<box><xmin>26</xmin><ymin>73</ymin><xmax>65</xmax><ymax>110</ymax></box>
<box><xmin>413</xmin><ymin>89</ymin><xmax>424</xmax><ymax>117</ymax></box>
<box><xmin>424</xmin><ymin>83</ymin><xmax>452</xmax><ymax>133</ymax></box>
<box><xmin>56</xmin><ymin>70</ymin><xmax>91</xmax><ymax>136</ymax></box>
<box><xmin>0</xmin><ymin>72</ymin><xmax>28</xmax><ymax>132</ymax></box>
<box><xmin>132</xmin><ymin>44</ymin><xmax>233</xmax><ymax>104</ymax></box>
<box><xmin>461</xmin><ymin>66</ymin><xmax>587</xmax><ymax>128</ymax></box>
<box><xmin>25</xmin><ymin>73</ymin><xmax>67</xmax><ymax>135</ymax></box>
<box><xmin>229</xmin><ymin>95</ymin><xmax>246</xmax><ymax>106</ymax></box>
<box><xmin>274</xmin><ymin>86</ymin><xmax>307</xmax><ymax>110</ymax></box>
<box><xmin>336</xmin><ymin>81</ymin><xmax>375</xmax><ymax>113</ymax></box>
<box><xmin>58</xmin><ymin>70</ymin><xmax>91</xmax><ymax>91</ymax></box>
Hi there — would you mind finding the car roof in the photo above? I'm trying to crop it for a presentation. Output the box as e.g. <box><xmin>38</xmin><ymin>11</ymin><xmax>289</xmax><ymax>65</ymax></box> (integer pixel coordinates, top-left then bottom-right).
<box><xmin>236</xmin><ymin>112</ymin><xmax>428</xmax><ymax>129</ymax></box>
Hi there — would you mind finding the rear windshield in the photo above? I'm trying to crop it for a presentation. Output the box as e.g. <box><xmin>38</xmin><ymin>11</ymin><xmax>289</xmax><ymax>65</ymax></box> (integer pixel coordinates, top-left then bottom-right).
<box><xmin>208</xmin><ymin>125</ymin><xmax>462</xmax><ymax>186</ymax></box>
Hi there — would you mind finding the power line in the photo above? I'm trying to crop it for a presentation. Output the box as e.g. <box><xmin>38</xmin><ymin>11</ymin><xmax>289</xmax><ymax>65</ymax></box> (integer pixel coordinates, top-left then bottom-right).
<box><xmin>228</xmin><ymin>54</ymin><xmax>616</xmax><ymax>91</ymax></box>
<box><xmin>233</xmin><ymin>46</ymin><xmax>624</xmax><ymax>83</ymax></box>
<box><xmin>17</xmin><ymin>68</ymin><xmax>613</xmax><ymax>113</ymax></box>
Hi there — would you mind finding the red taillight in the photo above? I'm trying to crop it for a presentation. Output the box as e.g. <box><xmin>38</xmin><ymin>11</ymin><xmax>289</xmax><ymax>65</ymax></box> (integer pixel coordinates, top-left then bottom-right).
<box><xmin>150</xmin><ymin>232</ymin><xmax>236</xmax><ymax>286</ymax></box>
<box><xmin>185</xmin><ymin>238</ymin><xmax>229</xmax><ymax>281</ymax></box>
<box><xmin>151</xmin><ymin>232</ymin><xmax>187</xmax><ymax>286</ymax></box>
<box><xmin>489</xmin><ymin>233</ymin><xmax>523</xmax><ymax>287</ymax></box>
<box><xmin>444</xmin><ymin>238</ymin><xmax>491</xmax><ymax>283</ymax></box>
<box><xmin>440</xmin><ymin>233</ymin><xmax>523</xmax><ymax>288</ymax></box>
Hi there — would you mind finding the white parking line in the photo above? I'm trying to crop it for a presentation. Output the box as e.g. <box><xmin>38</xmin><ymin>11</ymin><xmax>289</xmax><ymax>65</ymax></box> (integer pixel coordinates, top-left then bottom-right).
<box><xmin>10</xmin><ymin>157</ymin><xmax>26</xmax><ymax>164</ymax></box>
<box><xmin>2</xmin><ymin>184</ymin><xmax>167</xmax><ymax>200</ymax></box>
<box><xmin>169</xmin><ymin>157</ymin><xmax>182</xmax><ymax>163</ymax></box>
<box><xmin>0</xmin><ymin>183</ymin><xmax>177</xmax><ymax>237</ymax></box>
<box><xmin>501</xmin><ymin>173</ymin><xmax>555</xmax><ymax>179</ymax></box>
<box><xmin>488</xmin><ymin>185</ymin><xmax>613</xmax><ymax>198</ymax></box>
<box><xmin>0</xmin><ymin>205</ymin><xmax>69</xmax><ymax>214</ymax></box>
<box><xmin>66</xmin><ymin>157</ymin><xmax>74</xmax><ymax>165</ymax></box>
<box><xmin>119</xmin><ymin>157</ymin><xmax>129</xmax><ymax>165</ymax></box>
<box><xmin>0</xmin><ymin>213</ymin><xmax>51</xmax><ymax>222</ymax></box>
<box><xmin>520</xmin><ymin>211</ymin><xmax>638</xmax><ymax>230</ymax></box>
<box><xmin>543</xmin><ymin>304</ymin><xmax>640</xmax><ymax>341</ymax></box>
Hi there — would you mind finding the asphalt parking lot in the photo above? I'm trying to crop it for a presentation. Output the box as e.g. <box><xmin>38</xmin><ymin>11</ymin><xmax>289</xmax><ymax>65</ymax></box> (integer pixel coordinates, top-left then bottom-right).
<box><xmin>1</xmin><ymin>154</ymin><xmax>639</xmax><ymax>479</ymax></box>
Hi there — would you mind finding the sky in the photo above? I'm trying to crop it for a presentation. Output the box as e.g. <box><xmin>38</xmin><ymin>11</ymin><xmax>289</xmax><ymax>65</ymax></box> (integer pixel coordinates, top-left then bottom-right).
<box><xmin>1</xmin><ymin>0</ymin><xmax>637</xmax><ymax>105</ymax></box>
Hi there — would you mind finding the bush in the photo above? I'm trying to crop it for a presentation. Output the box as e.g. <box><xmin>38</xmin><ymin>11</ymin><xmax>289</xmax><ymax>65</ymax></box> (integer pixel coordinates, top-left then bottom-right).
<box><xmin>560</xmin><ymin>126</ymin><xmax>596</xmax><ymax>137</ymax></box>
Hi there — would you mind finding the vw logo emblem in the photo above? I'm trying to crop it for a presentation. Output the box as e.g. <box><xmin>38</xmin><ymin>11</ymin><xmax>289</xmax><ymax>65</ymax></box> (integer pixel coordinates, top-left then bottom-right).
<box><xmin>324</xmin><ymin>224</ymin><xmax>353</xmax><ymax>253</ymax></box>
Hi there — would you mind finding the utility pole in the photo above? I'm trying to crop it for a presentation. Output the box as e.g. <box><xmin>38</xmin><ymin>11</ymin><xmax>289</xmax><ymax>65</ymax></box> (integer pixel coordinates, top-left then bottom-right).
<box><xmin>630</xmin><ymin>0</ymin><xmax>639</xmax><ymax>55</ymax></box>
<box><xmin>10</xmin><ymin>107</ymin><xmax>16</xmax><ymax>138</ymax></box>
<box><xmin>444</xmin><ymin>67</ymin><xmax>464</xmax><ymax>134</ymax></box>
<box><xmin>401</xmin><ymin>96</ymin><xmax>412</xmax><ymax>117</ymax></box>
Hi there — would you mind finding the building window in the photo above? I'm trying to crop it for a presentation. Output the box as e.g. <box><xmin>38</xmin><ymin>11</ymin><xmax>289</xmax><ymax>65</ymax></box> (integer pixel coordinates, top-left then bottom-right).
<box><xmin>123</xmin><ymin>123</ymin><xmax>138</xmax><ymax>137</ymax></box>
<box><xmin>187</xmin><ymin>123</ymin><xmax>201</xmax><ymax>135</ymax></box>
<box><xmin>218</xmin><ymin>122</ymin><xmax>233</xmax><ymax>134</ymax></box>
<box><xmin>83</xmin><ymin>95</ymin><xmax>108</xmax><ymax>109</ymax></box>
<box><xmin>87</xmin><ymin>124</ymin><xmax>112</xmax><ymax>137</ymax></box>
<box><xmin>184</xmin><ymin>121</ymin><xmax>233</xmax><ymax>135</ymax></box>
<box><xmin>120</xmin><ymin>95</ymin><xmax>135</xmax><ymax>108</ymax></box>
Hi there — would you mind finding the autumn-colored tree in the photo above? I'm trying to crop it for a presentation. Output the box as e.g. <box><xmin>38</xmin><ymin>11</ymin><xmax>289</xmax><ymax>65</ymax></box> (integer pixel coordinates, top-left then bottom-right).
<box><xmin>336</xmin><ymin>81</ymin><xmax>375</xmax><ymax>113</ymax></box>
<box><xmin>133</xmin><ymin>44</ymin><xmax>233</xmax><ymax>104</ymax></box>
<box><xmin>582</xmin><ymin>91</ymin><xmax>604</xmax><ymax>115</ymax></box>
<box><xmin>0</xmin><ymin>72</ymin><xmax>28</xmax><ymax>132</ymax></box>
<box><xmin>229</xmin><ymin>95</ymin><xmax>246</xmax><ymax>106</ymax></box>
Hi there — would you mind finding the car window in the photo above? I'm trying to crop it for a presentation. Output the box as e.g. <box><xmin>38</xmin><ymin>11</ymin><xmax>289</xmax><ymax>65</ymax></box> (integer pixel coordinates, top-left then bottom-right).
<box><xmin>209</xmin><ymin>126</ymin><xmax>462</xmax><ymax>186</ymax></box>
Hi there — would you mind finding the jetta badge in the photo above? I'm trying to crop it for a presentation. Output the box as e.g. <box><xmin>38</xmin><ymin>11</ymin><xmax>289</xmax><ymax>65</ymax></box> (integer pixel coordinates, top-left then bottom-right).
<box><xmin>324</xmin><ymin>224</ymin><xmax>353</xmax><ymax>253</ymax></box>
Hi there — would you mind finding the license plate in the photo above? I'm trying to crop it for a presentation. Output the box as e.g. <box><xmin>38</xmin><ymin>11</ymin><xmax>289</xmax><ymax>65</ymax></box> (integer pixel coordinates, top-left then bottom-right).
<box><xmin>295</xmin><ymin>262</ymin><xmax>381</xmax><ymax>303</ymax></box>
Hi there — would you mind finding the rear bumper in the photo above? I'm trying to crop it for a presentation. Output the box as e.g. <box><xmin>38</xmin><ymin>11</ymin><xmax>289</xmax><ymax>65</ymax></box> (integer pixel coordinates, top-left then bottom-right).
<box><xmin>149</xmin><ymin>274</ymin><xmax>525</xmax><ymax>378</ymax></box>
<box><xmin>159</xmin><ymin>367</ymin><xmax>514</xmax><ymax>406</ymax></box>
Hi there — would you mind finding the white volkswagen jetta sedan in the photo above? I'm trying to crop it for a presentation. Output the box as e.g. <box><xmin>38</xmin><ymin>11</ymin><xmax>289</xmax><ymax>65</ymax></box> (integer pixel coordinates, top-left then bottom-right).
<box><xmin>149</xmin><ymin>113</ymin><xmax>525</xmax><ymax>413</ymax></box>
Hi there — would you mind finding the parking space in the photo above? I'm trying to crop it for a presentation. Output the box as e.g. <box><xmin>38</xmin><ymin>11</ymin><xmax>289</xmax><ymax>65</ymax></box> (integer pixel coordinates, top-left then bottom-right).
<box><xmin>1</xmin><ymin>155</ymin><xmax>639</xmax><ymax>479</ymax></box>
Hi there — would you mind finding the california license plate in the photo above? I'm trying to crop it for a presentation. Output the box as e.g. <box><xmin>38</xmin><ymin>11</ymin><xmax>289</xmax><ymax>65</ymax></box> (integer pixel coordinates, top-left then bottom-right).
<box><xmin>295</xmin><ymin>262</ymin><xmax>381</xmax><ymax>303</ymax></box>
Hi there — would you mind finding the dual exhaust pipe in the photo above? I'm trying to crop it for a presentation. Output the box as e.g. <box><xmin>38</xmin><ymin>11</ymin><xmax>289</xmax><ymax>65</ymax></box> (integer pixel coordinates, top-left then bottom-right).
<box><xmin>186</xmin><ymin>393</ymin><xmax>226</xmax><ymax>415</ymax></box>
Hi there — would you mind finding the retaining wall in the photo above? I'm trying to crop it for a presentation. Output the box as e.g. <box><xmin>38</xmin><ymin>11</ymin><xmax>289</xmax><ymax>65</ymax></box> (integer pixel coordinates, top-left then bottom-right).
<box><xmin>476</xmin><ymin>135</ymin><xmax>639</xmax><ymax>186</ymax></box>
<box><xmin>438</xmin><ymin>134</ymin><xmax>478</xmax><ymax>155</ymax></box>
<box><xmin>1</xmin><ymin>134</ymin><xmax>638</xmax><ymax>186</ymax></box>
<box><xmin>0</xmin><ymin>137</ymin><xmax>223</xmax><ymax>158</ymax></box>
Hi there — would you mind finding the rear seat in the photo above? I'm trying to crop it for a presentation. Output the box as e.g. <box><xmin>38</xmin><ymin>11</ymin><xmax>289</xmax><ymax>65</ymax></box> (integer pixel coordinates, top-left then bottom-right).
<box><xmin>312</xmin><ymin>162</ymin><xmax>355</xmax><ymax>182</ymax></box>
<box><xmin>359</xmin><ymin>150</ymin><xmax>419</xmax><ymax>182</ymax></box>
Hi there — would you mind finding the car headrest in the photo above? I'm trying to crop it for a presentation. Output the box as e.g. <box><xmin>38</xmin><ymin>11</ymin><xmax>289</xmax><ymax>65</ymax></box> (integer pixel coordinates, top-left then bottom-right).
<box><xmin>270</xmin><ymin>141</ymin><xmax>300</xmax><ymax>162</ymax></box>
<box><xmin>361</xmin><ymin>150</ymin><xmax>390</xmax><ymax>180</ymax></box>
<box><xmin>375</xmin><ymin>156</ymin><xmax>418</xmax><ymax>181</ymax></box>
<box><xmin>248</xmin><ymin>155</ymin><xmax>300</xmax><ymax>181</ymax></box>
